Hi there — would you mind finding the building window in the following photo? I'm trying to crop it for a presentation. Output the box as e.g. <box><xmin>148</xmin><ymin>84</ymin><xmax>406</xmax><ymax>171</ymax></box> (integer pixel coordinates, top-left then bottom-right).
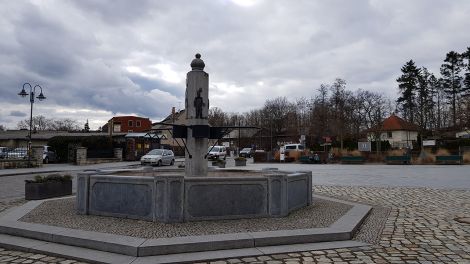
<box><xmin>113</xmin><ymin>123</ymin><xmax>121</xmax><ymax>132</ymax></box>
<box><xmin>128</xmin><ymin>120</ymin><xmax>133</xmax><ymax>127</ymax></box>
<box><xmin>136</xmin><ymin>120</ymin><xmax>141</xmax><ymax>127</ymax></box>
<box><xmin>387</xmin><ymin>131</ymin><xmax>392</xmax><ymax>138</ymax></box>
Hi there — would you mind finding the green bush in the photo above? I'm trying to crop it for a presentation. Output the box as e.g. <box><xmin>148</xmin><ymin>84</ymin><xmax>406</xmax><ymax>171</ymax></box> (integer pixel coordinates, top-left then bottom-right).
<box><xmin>26</xmin><ymin>174</ymin><xmax>72</xmax><ymax>183</ymax></box>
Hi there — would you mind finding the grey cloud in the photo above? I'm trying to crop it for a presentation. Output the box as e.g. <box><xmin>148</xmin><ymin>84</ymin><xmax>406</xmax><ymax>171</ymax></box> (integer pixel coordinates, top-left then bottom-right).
<box><xmin>1</xmin><ymin>0</ymin><xmax>470</xmax><ymax>128</ymax></box>
<box><xmin>9</xmin><ymin>111</ymin><xmax>27</xmax><ymax>117</ymax></box>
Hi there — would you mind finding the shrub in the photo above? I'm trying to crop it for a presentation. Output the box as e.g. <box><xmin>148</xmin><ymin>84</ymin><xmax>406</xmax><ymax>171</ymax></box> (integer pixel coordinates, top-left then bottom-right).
<box><xmin>235</xmin><ymin>157</ymin><xmax>246</xmax><ymax>161</ymax></box>
<box><xmin>435</xmin><ymin>148</ymin><xmax>450</xmax><ymax>156</ymax></box>
<box><xmin>26</xmin><ymin>174</ymin><xmax>72</xmax><ymax>183</ymax></box>
<box><xmin>387</xmin><ymin>149</ymin><xmax>406</xmax><ymax>156</ymax></box>
<box><xmin>463</xmin><ymin>153</ymin><xmax>470</xmax><ymax>164</ymax></box>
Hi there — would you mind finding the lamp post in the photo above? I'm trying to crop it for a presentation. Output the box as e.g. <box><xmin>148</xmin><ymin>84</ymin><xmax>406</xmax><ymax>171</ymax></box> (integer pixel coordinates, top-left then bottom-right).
<box><xmin>18</xmin><ymin>83</ymin><xmax>46</xmax><ymax>167</ymax></box>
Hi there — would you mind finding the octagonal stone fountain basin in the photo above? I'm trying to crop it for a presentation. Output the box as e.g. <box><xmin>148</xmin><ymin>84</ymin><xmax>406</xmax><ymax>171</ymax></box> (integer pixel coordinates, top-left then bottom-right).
<box><xmin>76</xmin><ymin>168</ymin><xmax>312</xmax><ymax>223</ymax></box>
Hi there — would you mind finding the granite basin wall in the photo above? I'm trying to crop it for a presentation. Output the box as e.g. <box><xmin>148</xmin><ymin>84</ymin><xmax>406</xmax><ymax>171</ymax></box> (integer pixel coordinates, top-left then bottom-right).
<box><xmin>76</xmin><ymin>170</ymin><xmax>312</xmax><ymax>223</ymax></box>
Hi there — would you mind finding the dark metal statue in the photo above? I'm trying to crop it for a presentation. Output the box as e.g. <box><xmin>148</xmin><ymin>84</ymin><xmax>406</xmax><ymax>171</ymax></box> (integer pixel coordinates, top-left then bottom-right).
<box><xmin>194</xmin><ymin>88</ymin><xmax>205</xmax><ymax>119</ymax></box>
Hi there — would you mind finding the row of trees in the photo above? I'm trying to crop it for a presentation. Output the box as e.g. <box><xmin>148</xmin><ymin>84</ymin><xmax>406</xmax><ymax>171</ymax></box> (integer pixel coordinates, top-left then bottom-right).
<box><xmin>209</xmin><ymin>48</ymin><xmax>470</xmax><ymax>151</ymax></box>
<box><xmin>16</xmin><ymin>115</ymin><xmax>82</xmax><ymax>131</ymax></box>
<box><xmin>209</xmin><ymin>78</ymin><xmax>393</xmax><ymax>150</ymax></box>
<box><xmin>396</xmin><ymin>47</ymin><xmax>470</xmax><ymax>130</ymax></box>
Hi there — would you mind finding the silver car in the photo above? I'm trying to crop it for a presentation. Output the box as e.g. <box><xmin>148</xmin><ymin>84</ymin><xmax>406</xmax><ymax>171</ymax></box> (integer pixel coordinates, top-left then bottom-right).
<box><xmin>140</xmin><ymin>149</ymin><xmax>175</xmax><ymax>166</ymax></box>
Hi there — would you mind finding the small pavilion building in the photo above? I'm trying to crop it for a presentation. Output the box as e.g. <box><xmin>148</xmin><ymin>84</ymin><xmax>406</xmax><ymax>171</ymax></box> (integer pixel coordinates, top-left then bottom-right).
<box><xmin>367</xmin><ymin>114</ymin><xmax>419</xmax><ymax>149</ymax></box>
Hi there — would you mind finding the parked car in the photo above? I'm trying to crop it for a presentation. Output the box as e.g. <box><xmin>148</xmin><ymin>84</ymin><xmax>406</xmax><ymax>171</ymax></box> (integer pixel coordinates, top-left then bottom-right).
<box><xmin>7</xmin><ymin>148</ymin><xmax>28</xmax><ymax>159</ymax></box>
<box><xmin>207</xmin><ymin>146</ymin><xmax>226</xmax><ymax>160</ymax></box>
<box><xmin>140</xmin><ymin>149</ymin><xmax>175</xmax><ymax>166</ymax></box>
<box><xmin>43</xmin><ymin>146</ymin><xmax>58</xmax><ymax>164</ymax></box>
<box><xmin>239</xmin><ymin>148</ymin><xmax>254</xmax><ymax>158</ymax></box>
<box><xmin>0</xmin><ymin>147</ymin><xmax>10</xmax><ymax>159</ymax></box>
<box><xmin>284</xmin><ymin>144</ymin><xmax>305</xmax><ymax>152</ymax></box>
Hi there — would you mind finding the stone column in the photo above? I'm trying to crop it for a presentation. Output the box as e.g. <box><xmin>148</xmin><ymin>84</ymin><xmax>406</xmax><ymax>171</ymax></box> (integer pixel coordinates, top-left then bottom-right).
<box><xmin>113</xmin><ymin>148</ymin><xmax>123</xmax><ymax>161</ymax></box>
<box><xmin>31</xmin><ymin>146</ymin><xmax>44</xmax><ymax>167</ymax></box>
<box><xmin>76</xmin><ymin>147</ymin><xmax>87</xmax><ymax>165</ymax></box>
<box><xmin>76</xmin><ymin>172</ymin><xmax>92</xmax><ymax>215</ymax></box>
<box><xmin>185</xmin><ymin>54</ymin><xmax>209</xmax><ymax>177</ymax></box>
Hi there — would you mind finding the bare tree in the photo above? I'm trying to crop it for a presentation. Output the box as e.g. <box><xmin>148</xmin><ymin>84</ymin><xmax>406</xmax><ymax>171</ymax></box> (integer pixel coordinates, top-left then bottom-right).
<box><xmin>17</xmin><ymin>115</ymin><xmax>81</xmax><ymax>131</ymax></box>
<box><xmin>208</xmin><ymin>107</ymin><xmax>227</xmax><ymax>126</ymax></box>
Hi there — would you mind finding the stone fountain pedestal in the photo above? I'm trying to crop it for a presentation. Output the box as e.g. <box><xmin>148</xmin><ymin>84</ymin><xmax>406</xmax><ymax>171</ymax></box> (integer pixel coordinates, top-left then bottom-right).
<box><xmin>76</xmin><ymin>169</ymin><xmax>312</xmax><ymax>223</ymax></box>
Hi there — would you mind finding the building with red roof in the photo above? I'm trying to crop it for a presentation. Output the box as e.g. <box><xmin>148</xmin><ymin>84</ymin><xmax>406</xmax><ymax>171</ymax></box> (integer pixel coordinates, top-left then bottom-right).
<box><xmin>367</xmin><ymin>114</ymin><xmax>419</xmax><ymax>149</ymax></box>
<box><xmin>104</xmin><ymin>116</ymin><xmax>152</xmax><ymax>134</ymax></box>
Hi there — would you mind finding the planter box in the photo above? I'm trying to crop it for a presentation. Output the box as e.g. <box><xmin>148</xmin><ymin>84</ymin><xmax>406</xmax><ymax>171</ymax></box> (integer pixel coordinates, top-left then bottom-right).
<box><xmin>25</xmin><ymin>181</ymin><xmax>72</xmax><ymax>200</ymax></box>
<box><xmin>235</xmin><ymin>159</ymin><xmax>247</xmax><ymax>166</ymax></box>
<box><xmin>217</xmin><ymin>163</ymin><xmax>226</xmax><ymax>168</ymax></box>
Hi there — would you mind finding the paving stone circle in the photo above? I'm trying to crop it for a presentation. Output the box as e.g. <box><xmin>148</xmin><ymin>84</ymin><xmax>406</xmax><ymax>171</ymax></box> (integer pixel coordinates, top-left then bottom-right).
<box><xmin>1</xmin><ymin>185</ymin><xmax>470</xmax><ymax>263</ymax></box>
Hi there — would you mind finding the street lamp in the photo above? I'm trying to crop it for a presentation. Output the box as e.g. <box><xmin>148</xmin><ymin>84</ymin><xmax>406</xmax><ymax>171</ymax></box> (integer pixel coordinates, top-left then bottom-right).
<box><xmin>18</xmin><ymin>83</ymin><xmax>46</xmax><ymax>167</ymax></box>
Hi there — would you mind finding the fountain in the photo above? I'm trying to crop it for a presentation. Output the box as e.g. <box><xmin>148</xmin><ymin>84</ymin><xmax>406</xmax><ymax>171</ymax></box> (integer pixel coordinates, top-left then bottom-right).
<box><xmin>76</xmin><ymin>54</ymin><xmax>312</xmax><ymax>223</ymax></box>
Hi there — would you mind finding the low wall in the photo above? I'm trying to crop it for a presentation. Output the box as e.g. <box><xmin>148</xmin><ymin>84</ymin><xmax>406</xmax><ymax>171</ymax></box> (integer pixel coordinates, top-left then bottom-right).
<box><xmin>77</xmin><ymin>169</ymin><xmax>312</xmax><ymax>223</ymax></box>
<box><xmin>0</xmin><ymin>159</ymin><xmax>30</xmax><ymax>169</ymax></box>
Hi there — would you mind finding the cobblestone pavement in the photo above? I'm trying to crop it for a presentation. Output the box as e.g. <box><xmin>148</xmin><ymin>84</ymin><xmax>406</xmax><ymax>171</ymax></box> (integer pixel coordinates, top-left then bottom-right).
<box><xmin>1</xmin><ymin>186</ymin><xmax>470</xmax><ymax>263</ymax></box>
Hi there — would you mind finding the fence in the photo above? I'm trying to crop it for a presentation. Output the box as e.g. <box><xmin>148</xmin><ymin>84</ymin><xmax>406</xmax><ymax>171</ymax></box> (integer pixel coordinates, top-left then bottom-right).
<box><xmin>0</xmin><ymin>148</ymin><xmax>28</xmax><ymax>160</ymax></box>
<box><xmin>0</xmin><ymin>146</ymin><xmax>43</xmax><ymax>169</ymax></box>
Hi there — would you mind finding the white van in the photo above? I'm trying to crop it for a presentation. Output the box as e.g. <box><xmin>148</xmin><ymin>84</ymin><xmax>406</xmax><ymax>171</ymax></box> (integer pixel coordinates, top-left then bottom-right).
<box><xmin>207</xmin><ymin>146</ymin><xmax>226</xmax><ymax>160</ymax></box>
<box><xmin>284</xmin><ymin>144</ymin><xmax>305</xmax><ymax>152</ymax></box>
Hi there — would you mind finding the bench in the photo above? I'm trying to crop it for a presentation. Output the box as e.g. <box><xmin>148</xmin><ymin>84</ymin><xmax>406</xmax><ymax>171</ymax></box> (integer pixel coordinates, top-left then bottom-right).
<box><xmin>435</xmin><ymin>155</ymin><xmax>463</xmax><ymax>165</ymax></box>
<box><xmin>299</xmin><ymin>156</ymin><xmax>313</xmax><ymax>164</ymax></box>
<box><xmin>341</xmin><ymin>156</ymin><xmax>365</xmax><ymax>164</ymax></box>
<box><xmin>385</xmin><ymin>155</ymin><xmax>411</xmax><ymax>165</ymax></box>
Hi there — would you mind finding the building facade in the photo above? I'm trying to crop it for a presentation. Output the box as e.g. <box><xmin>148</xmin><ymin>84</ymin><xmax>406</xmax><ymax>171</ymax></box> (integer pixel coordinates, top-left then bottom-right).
<box><xmin>106</xmin><ymin>116</ymin><xmax>152</xmax><ymax>134</ymax></box>
<box><xmin>367</xmin><ymin>114</ymin><xmax>419</xmax><ymax>149</ymax></box>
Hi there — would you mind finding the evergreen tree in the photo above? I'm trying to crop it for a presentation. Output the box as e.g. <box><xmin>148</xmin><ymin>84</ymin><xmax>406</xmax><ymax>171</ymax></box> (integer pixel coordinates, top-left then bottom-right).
<box><xmin>427</xmin><ymin>74</ymin><xmax>440</xmax><ymax>129</ymax></box>
<box><xmin>84</xmin><ymin>119</ymin><xmax>90</xmax><ymax>132</ymax></box>
<box><xmin>463</xmin><ymin>47</ymin><xmax>470</xmax><ymax>97</ymax></box>
<box><xmin>440</xmin><ymin>51</ymin><xmax>464</xmax><ymax>127</ymax></box>
<box><xmin>396</xmin><ymin>60</ymin><xmax>420</xmax><ymax>123</ymax></box>
<box><xmin>416</xmin><ymin>67</ymin><xmax>435</xmax><ymax>130</ymax></box>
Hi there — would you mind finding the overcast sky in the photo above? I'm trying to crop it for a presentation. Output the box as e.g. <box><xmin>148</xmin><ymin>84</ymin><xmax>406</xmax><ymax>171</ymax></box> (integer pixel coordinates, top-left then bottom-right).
<box><xmin>1</xmin><ymin>0</ymin><xmax>469</xmax><ymax>130</ymax></box>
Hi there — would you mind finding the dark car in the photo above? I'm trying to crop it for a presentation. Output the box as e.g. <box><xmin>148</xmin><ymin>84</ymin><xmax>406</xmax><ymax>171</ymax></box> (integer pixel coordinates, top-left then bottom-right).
<box><xmin>239</xmin><ymin>148</ymin><xmax>254</xmax><ymax>158</ymax></box>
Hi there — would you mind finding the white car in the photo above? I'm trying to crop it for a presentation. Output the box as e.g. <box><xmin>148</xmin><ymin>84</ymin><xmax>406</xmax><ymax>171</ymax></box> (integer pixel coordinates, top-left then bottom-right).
<box><xmin>207</xmin><ymin>146</ymin><xmax>226</xmax><ymax>160</ymax></box>
<box><xmin>140</xmin><ymin>149</ymin><xmax>175</xmax><ymax>166</ymax></box>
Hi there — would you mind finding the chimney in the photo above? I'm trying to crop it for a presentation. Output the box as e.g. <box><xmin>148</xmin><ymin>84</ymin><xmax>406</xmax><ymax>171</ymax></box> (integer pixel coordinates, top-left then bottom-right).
<box><xmin>172</xmin><ymin>107</ymin><xmax>176</xmax><ymax>122</ymax></box>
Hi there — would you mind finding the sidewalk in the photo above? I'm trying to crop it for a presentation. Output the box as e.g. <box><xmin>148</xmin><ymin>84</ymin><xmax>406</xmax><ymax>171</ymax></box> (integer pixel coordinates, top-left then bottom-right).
<box><xmin>0</xmin><ymin>161</ymin><xmax>140</xmax><ymax>177</ymax></box>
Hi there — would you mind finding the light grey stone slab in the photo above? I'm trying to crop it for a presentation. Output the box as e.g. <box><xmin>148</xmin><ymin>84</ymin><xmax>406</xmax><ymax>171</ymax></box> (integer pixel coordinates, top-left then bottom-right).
<box><xmin>0</xmin><ymin>206</ymin><xmax>17</xmax><ymax>218</ymax></box>
<box><xmin>0</xmin><ymin>233</ymin><xmax>47</xmax><ymax>251</ymax></box>
<box><xmin>0</xmin><ymin>200</ymin><xmax>43</xmax><ymax>221</ymax></box>
<box><xmin>132</xmin><ymin>247</ymin><xmax>263</xmax><ymax>264</ymax></box>
<box><xmin>257</xmin><ymin>240</ymin><xmax>369</xmax><ymax>255</ymax></box>
<box><xmin>139</xmin><ymin>233</ymin><xmax>254</xmax><ymax>256</ymax></box>
<box><xmin>331</xmin><ymin>204</ymin><xmax>372</xmax><ymax>233</ymax></box>
<box><xmin>0</xmin><ymin>220</ymin><xmax>61</xmax><ymax>241</ymax></box>
<box><xmin>54</xmin><ymin>228</ymin><xmax>146</xmax><ymax>256</ymax></box>
<box><xmin>250</xmin><ymin>228</ymin><xmax>350</xmax><ymax>247</ymax></box>
<box><xmin>30</xmin><ymin>241</ymin><xmax>136</xmax><ymax>264</ymax></box>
